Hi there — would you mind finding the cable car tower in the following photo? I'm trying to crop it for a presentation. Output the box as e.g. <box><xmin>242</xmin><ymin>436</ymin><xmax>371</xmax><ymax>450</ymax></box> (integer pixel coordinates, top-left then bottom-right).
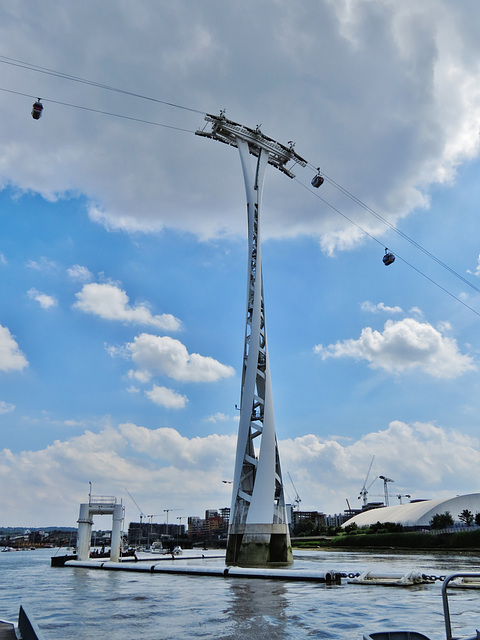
<box><xmin>197</xmin><ymin>112</ymin><xmax>306</xmax><ymax>566</ymax></box>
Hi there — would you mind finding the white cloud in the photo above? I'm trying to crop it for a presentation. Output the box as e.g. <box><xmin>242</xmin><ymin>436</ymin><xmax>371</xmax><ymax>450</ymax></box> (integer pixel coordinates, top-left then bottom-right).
<box><xmin>0</xmin><ymin>325</ymin><xmax>28</xmax><ymax>373</ymax></box>
<box><xmin>0</xmin><ymin>400</ymin><xmax>15</xmax><ymax>414</ymax></box>
<box><xmin>408</xmin><ymin>307</ymin><xmax>424</xmax><ymax>318</ymax></box>
<box><xmin>67</xmin><ymin>264</ymin><xmax>93</xmax><ymax>282</ymax></box>
<box><xmin>314</xmin><ymin>317</ymin><xmax>476</xmax><ymax>378</ymax></box>
<box><xmin>0</xmin><ymin>254</ymin><xmax>6</xmax><ymax>265</ymax></box>
<box><xmin>1</xmin><ymin>419</ymin><xmax>479</xmax><ymax>525</ymax></box>
<box><xmin>25</xmin><ymin>257</ymin><xmax>56</xmax><ymax>271</ymax></box>
<box><xmin>467</xmin><ymin>254</ymin><xmax>480</xmax><ymax>277</ymax></box>
<box><xmin>2</xmin><ymin>3</ymin><xmax>480</xmax><ymax>251</ymax></box>
<box><xmin>73</xmin><ymin>283</ymin><xmax>181</xmax><ymax>331</ymax></box>
<box><xmin>145</xmin><ymin>384</ymin><xmax>188</xmax><ymax>409</ymax></box>
<box><xmin>27</xmin><ymin>287</ymin><xmax>58</xmax><ymax>309</ymax></box>
<box><xmin>126</xmin><ymin>333</ymin><xmax>235</xmax><ymax>383</ymax></box>
<box><xmin>205</xmin><ymin>412</ymin><xmax>234</xmax><ymax>423</ymax></box>
<box><xmin>361</xmin><ymin>301</ymin><xmax>403</xmax><ymax>314</ymax></box>
<box><xmin>279</xmin><ymin>420</ymin><xmax>480</xmax><ymax>511</ymax></box>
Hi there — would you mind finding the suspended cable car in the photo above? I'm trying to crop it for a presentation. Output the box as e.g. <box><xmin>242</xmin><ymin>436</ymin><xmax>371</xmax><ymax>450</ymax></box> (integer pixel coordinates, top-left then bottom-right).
<box><xmin>383</xmin><ymin>248</ymin><xmax>395</xmax><ymax>266</ymax></box>
<box><xmin>311</xmin><ymin>168</ymin><xmax>324</xmax><ymax>188</ymax></box>
<box><xmin>31</xmin><ymin>99</ymin><xmax>43</xmax><ymax>120</ymax></box>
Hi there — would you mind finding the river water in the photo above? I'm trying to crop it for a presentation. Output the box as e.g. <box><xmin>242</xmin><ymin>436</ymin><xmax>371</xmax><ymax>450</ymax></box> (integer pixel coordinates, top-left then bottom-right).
<box><xmin>1</xmin><ymin>548</ymin><xmax>480</xmax><ymax>639</ymax></box>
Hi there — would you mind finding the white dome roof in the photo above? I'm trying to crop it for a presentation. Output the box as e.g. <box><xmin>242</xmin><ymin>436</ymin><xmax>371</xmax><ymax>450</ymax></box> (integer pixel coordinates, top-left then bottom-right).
<box><xmin>342</xmin><ymin>493</ymin><xmax>480</xmax><ymax>528</ymax></box>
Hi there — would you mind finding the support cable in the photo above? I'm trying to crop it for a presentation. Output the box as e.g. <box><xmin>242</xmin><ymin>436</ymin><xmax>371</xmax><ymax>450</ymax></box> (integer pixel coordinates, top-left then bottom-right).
<box><xmin>295</xmin><ymin>177</ymin><xmax>480</xmax><ymax>319</ymax></box>
<box><xmin>0</xmin><ymin>86</ymin><xmax>196</xmax><ymax>134</ymax></box>
<box><xmin>0</xmin><ymin>55</ymin><xmax>205</xmax><ymax>115</ymax></box>
<box><xmin>0</xmin><ymin>55</ymin><xmax>478</xmax><ymax>315</ymax></box>
<box><xmin>307</xmin><ymin>162</ymin><xmax>480</xmax><ymax>296</ymax></box>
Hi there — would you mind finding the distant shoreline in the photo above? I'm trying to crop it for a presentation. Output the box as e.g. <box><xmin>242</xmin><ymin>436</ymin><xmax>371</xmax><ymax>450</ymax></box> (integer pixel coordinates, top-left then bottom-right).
<box><xmin>292</xmin><ymin>529</ymin><xmax>480</xmax><ymax>552</ymax></box>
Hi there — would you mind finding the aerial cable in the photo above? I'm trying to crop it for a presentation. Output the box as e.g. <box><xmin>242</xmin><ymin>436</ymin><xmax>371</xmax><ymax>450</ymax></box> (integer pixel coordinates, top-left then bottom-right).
<box><xmin>306</xmin><ymin>160</ymin><xmax>480</xmax><ymax>296</ymax></box>
<box><xmin>0</xmin><ymin>55</ymin><xmax>205</xmax><ymax>115</ymax></box>
<box><xmin>0</xmin><ymin>86</ymin><xmax>196</xmax><ymax>134</ymax></box>
<box><xmin>295</xmin><ymin>177</ymin><xmax>480</xmax><ymax>320</ymax></box>
<box><xmin>1</xmin><ymin>61</ymin><xmax>478</xmax><ymax>314</ymax></box>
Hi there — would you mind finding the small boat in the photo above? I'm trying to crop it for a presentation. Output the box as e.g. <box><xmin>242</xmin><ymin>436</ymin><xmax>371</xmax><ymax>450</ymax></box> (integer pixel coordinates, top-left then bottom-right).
<box><xmin>364</xmin><ymin>572</ymin><xmax>480</xmax><ymax>640</ymax></box>
<box><xmin>150</xmin><ymin>541</ymin><xmax>164</xmax><ymax>554</ymax></box>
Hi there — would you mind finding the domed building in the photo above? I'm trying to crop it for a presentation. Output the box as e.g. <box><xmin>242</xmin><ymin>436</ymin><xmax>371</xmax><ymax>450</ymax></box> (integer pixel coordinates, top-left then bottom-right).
<box><xmin>341</xmin><ymin>493</ymin><xmax>480</xmax><ymax>530</ymax></box>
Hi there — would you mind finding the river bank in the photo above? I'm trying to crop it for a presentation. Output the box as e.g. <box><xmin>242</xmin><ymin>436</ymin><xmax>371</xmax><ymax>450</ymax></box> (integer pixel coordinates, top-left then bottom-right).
<box><xmin>293</xmin><ymin>528</ymin><xmax>480</xmax><ymax>552</ymax></box>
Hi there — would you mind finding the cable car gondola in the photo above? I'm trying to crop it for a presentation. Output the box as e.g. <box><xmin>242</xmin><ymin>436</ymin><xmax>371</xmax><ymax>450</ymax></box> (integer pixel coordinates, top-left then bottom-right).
<box><xmin>31</xmin><ymin>99</ymin><xmax>43</xmax><ymax>120</ymax></box>
<box><xmin>383</xmin><ymin>248</ymin><xmax>395</xmax><ymax>266</ymax></box>
<box><xmin>311</xmin><ymin>168</ymin><xmax>324</xmax><ymax>188</ymax></box>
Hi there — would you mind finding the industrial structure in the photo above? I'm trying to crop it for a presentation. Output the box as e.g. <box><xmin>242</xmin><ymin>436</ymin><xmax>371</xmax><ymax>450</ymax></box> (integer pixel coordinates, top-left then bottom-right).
<box><xmin>197</xmin><ymin>113</ymin><xmax>307</xmax><ymax>566</ymax></box>
<box><xmin>76</xmin><ymin>494</ymin><xmax>124</xmax><ymax>561</ymax></box>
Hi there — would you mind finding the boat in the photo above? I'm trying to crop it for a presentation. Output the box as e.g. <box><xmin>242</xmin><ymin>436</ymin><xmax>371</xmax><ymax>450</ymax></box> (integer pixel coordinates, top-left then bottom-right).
<box><xmin>364</xmin><ymin>572</ymin><xmax>480</xmax><ymax>640</ymax></box>
<box><xmin>0</xmin><ymin>605</ymin><xmax>46</xmax><ymax>639</ymax></box>
<box><xmin>150</xmin><ymin>542</ymin><xmax>183</xmax><ymax>555</ymax></box>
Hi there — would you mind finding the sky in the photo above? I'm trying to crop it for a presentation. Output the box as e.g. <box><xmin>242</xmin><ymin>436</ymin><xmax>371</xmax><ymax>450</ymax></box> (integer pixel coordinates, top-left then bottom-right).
<box><xmin>1</xmin><ymin>0</ymin><xmax>480</xmax><ymax>528</ymax></box>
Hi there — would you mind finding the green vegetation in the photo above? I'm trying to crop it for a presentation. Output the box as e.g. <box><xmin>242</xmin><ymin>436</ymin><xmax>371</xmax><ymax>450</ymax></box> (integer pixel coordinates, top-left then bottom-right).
<box><xmin>325</xmin><ymin>523</ymin><xmax>480</xmax><ymax>550</ymax></box>
<box><xmin>458</xmin><ymin>509</ymin><xmax>474</xmax><ymax>527</ymax></box>
<box><xmin>430</xmin><ymin>511</ymin><xmax>454</xmax><ymax>530</ymax></box>
<box><xmin>291</xmin><ymin>516</ymin><xmax>480</xmax><ymax>550</ymax></box>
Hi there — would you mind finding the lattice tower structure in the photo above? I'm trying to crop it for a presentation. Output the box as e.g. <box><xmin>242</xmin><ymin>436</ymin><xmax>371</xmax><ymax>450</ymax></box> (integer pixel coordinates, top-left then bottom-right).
<box><xmin>196</xmin><ymin>113</ymin><xmax>306</xmax><ymax>566</ymax></box>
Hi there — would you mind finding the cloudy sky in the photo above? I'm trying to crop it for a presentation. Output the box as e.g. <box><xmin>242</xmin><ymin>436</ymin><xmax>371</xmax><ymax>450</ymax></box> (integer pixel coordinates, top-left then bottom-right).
<box><xmin>1</xmin><ymin>0</ymin><xmax>480</xmax><ymax>528</ymax></box>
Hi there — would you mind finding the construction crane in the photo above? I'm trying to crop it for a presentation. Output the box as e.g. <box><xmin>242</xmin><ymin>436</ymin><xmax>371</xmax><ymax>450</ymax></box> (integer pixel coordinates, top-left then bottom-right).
<box><xmin>358</xmin><ymin>455</ymin><xmax>377</xmax><ymax>507</ymax></box>
<box><xmin>288</xmin><ymin>472</ymin><xmax>301</xmax><ymax>511</ymax></box>
<box><xmin>146</xmin><ymin>514</ymin><xmax>162</xmax><ymax>524</ymax></box>
<box><xmin>397</xmin><ymin>494</ymin><xmax>411</xmax><ymax>504</ymax></box>
<box><xmin>124</xmin><ymin>488</ymin><xmax>146</xmax><ymax>523</ymax></box>
<box><xmin>163</xmin><ymin>508</ymin><xmax>183</xmax><ymax>535</ymax></box>
<box><xmin>379</xmin><ymin>475</ymin><xmax>394</xmax><ymax>506</ymax></box>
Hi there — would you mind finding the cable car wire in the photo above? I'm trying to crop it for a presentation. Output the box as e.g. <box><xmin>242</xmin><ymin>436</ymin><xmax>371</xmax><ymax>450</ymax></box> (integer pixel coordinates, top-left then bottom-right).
<box><xmin>295</xmin><ymin>177</ymin><xmax>480</xmax><ymax>319</ymax></box>
<box><xmin>0</xmin><ymin>53</ymin><xmax>476</xmax><ymax>292</ymax></box>
<box><xmin>0</xmin><ymin>56</ymin><xmax>478</xmax><ymax>317</ymax></box>
<box><xmin>0</xmin><ymin>55</ymin><xmax>205</xmax><ymax>115</ymax></box>
<box><xmin>4</xmin><ymin>53</ymin><xmax>476</xmax><ymax>291</ymax></box>
<box><xmin>305</xmin><ymin>160</ymin><xmax>480</xmax><ymax>297</ymax></box>
<box><xmin>0</xmin><ymin>86</ymin><xmax>196</xmax><ymax>134</ymax></box>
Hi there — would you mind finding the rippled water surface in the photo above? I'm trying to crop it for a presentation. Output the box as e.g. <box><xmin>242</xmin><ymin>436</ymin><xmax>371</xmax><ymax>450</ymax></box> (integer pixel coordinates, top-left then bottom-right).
<box><xmin>1</xmin><ymin>548</ymin><xmax>480</xmax><ymax>639</ymax></box>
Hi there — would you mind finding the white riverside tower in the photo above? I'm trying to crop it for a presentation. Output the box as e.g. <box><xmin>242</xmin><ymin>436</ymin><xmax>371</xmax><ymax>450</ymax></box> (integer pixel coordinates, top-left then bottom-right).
<box><xmin>197</xmin><ymin>113</ymin><xmax>307</xmax><ymax>567</ymax></box>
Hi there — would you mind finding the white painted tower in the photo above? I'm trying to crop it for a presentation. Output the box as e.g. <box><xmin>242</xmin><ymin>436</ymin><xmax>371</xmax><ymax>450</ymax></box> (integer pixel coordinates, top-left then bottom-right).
<box><xmin>197</xmin><ymin>113</ymin><xmax>306</xmax><ymax>566</ymax></box>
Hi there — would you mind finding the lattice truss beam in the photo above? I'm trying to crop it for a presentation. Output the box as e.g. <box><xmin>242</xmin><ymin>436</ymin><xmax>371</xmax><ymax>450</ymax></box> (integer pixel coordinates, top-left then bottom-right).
<box><xmin>235</xmin><ymin>199</ymin><xmax>285</xmax><ymax>521</ymax></box>
<box><xmin>196</xmin><ymin>111</ymin><xmax>307</xmax><ymax>178</ymax></box>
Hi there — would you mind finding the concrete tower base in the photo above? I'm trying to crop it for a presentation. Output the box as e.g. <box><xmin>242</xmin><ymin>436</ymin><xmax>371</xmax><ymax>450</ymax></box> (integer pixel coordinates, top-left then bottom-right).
<box><xmin>226</xmin><ymin>523</ymin><xmax>293</xmax><ymax>567</ymax></box>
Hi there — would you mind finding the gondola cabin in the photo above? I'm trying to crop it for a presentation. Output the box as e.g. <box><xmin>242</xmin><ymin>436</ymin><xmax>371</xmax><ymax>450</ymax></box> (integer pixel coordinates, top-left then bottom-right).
<box><xmin>31</xmin><ymin>100</ymin><xmax>43</xmax><ymax>120</ymax></box>
<box><xmin>311</xmin><ymin>173</ymin><xmax>324</xmax><ymax>188</ymax></box>
<box><xmin>383</xmin><ymin>249</ymin><xmax>395</xmax><ymax>266</ymax></box>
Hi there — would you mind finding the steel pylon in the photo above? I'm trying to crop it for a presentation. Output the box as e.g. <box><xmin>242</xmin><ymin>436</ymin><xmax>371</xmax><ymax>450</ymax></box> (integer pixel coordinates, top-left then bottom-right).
<box><xmin>196</xmin><ymin>113</ymin><xmax>306</xmax><ymax>566</ymax></box>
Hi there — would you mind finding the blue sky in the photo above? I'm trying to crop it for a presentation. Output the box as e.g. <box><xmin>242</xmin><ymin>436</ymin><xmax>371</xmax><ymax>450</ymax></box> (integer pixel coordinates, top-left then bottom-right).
<box><xmin>1</xmin><ymin>1</ymin><xmax>480</xmax><ymax>526</ymax></box>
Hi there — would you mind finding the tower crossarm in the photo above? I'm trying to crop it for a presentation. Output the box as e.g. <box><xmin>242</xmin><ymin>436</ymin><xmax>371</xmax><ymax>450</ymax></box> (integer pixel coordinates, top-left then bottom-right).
<box><xmin>196</xmin><ymin>112</ymin><xmax>307</xmax><ymax>178</ymax></box>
